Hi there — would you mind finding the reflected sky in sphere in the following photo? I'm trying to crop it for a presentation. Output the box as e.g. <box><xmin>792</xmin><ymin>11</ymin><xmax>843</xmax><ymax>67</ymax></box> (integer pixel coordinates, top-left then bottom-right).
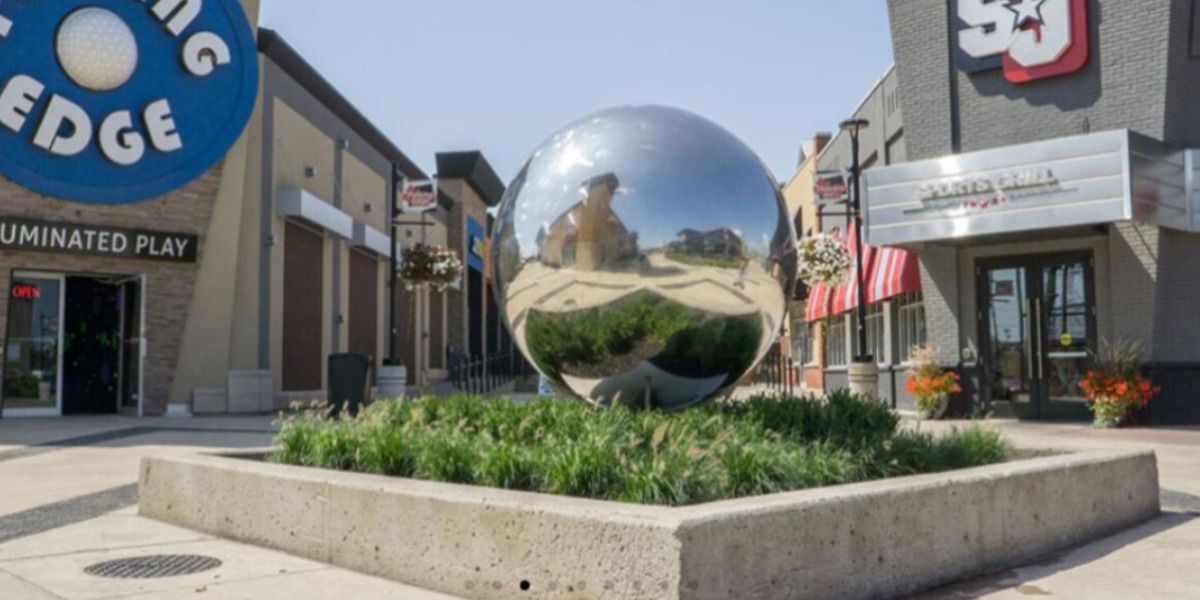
<box><xmin>498</xmin><ymin>106</ymin><xmax>787</xmax><ymax>262</ymax></box>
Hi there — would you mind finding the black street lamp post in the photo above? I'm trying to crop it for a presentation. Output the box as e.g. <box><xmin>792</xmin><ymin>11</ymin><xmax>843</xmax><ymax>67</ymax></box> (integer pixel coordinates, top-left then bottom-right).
<box><xmin>840</xmin><ymin>118</ymin><xmax>877</xmax><ymax>394</ymax></box>
<box><xmin>387</xmin><ymin>163</ymin><xmax>402</xmax><ymax>366</ymax></box>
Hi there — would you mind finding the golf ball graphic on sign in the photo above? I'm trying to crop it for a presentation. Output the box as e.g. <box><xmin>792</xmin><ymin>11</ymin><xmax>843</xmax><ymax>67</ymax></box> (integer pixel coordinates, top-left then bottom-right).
<box><xmin>55</xmin><ymin>8</ymin><xmax>140</xmax><ymax>92</ymax></box>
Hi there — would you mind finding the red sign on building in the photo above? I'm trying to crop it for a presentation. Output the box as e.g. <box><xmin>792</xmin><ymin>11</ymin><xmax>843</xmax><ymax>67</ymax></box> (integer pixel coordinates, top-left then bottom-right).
<box><xmin>11</xmin><ymin>283</ymin><xmax>41</xmax><ymax>300</ymax></box>
<box><xmin>814</xmin><ymin>172</ymin><xmax>849</xmax><ymax>205</ymax></box>
<box><xmin>401</xmin><ymin>180</ymin><xmax>438</xmax><ymax>214</ymax></box>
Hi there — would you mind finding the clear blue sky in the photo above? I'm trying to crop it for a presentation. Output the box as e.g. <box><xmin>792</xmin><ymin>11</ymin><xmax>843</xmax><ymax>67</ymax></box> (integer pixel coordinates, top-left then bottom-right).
<box><xmin>259</xmin><ymin>0</ymin><xmax>895</xmax><ymax>185</ymax></box>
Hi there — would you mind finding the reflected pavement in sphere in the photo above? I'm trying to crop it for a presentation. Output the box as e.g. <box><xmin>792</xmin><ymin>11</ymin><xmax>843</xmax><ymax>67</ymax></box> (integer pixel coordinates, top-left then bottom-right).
<box><xmin>491</xmin><ymin>106</ymin><xmax>797</xmax><ymax>410</ymax></box>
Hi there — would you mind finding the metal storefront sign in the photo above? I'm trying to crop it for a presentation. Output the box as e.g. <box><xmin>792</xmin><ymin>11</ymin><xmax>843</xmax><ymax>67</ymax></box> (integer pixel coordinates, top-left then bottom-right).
<box><xmin>0</xmin><ymin>0</ymin><xmax>259</xmax><ymax>204</ymax></box>
<box><xmin>954</xmin><ymin>0</ymin><xmax>1090</xmax><ymax>83</ymax></box>
<box><xmin>0</xmin><ymin>217</ymin><xmax>198</xmax><ymax>263</ymax></box>
<box><xmin>863</xmin><ymin>129</ymin><xmax>1188</xmax><ymax>246</ymax></box>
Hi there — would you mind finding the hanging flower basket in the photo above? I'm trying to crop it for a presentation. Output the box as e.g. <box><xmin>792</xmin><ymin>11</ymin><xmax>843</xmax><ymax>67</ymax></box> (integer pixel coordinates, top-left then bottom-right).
<box><xmin>400</xmin><ymin>243</ymin><xmax>463</xmax><ymax>292</ymax></box>
<box><xmin>797</xmin><ymin>234</ymin><xmax>852</xmax><ymax>288</ymax></box>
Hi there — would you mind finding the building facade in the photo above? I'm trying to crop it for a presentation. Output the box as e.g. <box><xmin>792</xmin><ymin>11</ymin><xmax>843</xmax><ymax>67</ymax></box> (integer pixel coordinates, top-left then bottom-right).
<box><xmin>790</xmin><ymin>67</ymin><xmax>927</xmax><ymax>409</ymax></box>
<box><xmin>0</xmin><ymin>0</ymin><xmax>493</xmax><ymax>417</ymax></box>
<box><xmin>868</xmin><ymin>0</ymin><xmax>1200</xmax><ymax>423</ymax></box>
<box><xmin>782</xmin><ymin>133</ymin><xmax>830</xmax><ymax>392</ymax></box>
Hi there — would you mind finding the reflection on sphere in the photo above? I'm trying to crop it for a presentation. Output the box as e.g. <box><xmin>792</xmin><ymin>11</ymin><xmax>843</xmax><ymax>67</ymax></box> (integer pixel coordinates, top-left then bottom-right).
<box><xmin>491</xmin><ymin>106</ymin><xmax>797</xmax><ymax>410</ymax></box>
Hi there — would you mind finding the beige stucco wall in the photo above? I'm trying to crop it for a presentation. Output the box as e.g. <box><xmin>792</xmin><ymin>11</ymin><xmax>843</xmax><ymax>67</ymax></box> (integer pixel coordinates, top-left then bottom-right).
<box><xmin>783</xmin><ymin>153</ymin><xmax>819</xmax><ymax>239</ymax></box>
<box><xmin>341</xmin><ymin>153</ymin><xmax>386</xmax><ymax>230</ymax></box>
<box><xmin>782</xmin><ymin>151</ymin><xmax>824</xmax><ymax>384</ymax></box>
<box><xmin>268</xmin><ymin>98</ymin><xmax>338</xmax><ymax>395</ymax></box>
<box><xmin>157</xmin><ymin>0</ymin><xmax>265</xmax><ymax>408</ymax></box>
<box><xmin>230</xmin><ymin>56</ymin><xmax>267</xmax><ymax>374</ymax></box>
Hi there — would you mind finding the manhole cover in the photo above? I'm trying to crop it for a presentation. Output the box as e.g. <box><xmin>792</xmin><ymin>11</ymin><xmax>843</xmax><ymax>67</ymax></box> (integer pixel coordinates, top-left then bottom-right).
<box><xmin>84</xmin><ymin>555</ymin><xmax>222</xmax><ymax>579</ymax></box>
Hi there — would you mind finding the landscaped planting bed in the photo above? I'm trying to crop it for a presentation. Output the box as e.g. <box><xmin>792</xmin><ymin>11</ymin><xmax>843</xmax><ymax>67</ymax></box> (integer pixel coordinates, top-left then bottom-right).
<box><xmin>141</xmin><ymin>393</ymin><xmax>1159</xmax><ymax>600</ymax></box>
<box><xmin>269</xmin><ymin>392</ymin><xmax>1011</xmax><ymax>506</ymax></box>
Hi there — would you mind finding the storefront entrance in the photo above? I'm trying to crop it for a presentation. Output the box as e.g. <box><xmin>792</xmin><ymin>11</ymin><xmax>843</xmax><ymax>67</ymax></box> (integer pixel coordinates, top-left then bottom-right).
<box><xmin>978</xmin><ymin>253</ymin><xmax>1095</xmax><ymax>421</ymax></box>
<box><xmin>1</xmin><ymin>272</ymin><xmax>144</xmax><ymax>417</ymax></box>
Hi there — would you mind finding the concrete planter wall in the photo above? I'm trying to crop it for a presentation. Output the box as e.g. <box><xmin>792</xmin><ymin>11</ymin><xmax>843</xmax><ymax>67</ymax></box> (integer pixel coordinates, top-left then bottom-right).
<box><xmin>140</xmin><ymin>450</ymin><xmax>1159</xmax><ymax>600</ymax></box>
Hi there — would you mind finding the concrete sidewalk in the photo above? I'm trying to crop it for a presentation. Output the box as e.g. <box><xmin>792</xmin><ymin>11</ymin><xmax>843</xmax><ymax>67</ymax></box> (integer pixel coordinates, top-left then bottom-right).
<box><xmin>911</xmin><ymin>419</ymin><xmax>1200</xmax><ymax>599</ymax></box>
<box><xmin>2</xmin><ymin>415</ymin><xmax>1200</xmax><ymax>599</ymax></box>
<box><xmin>0</xmin><ymin>416</ymin><xmax>456</xmax><ymax>599</ymax></box>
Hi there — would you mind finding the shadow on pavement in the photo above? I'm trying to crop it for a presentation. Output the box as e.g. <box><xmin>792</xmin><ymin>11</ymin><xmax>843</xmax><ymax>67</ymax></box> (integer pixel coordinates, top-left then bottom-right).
<box><xmin>0</xmin><ymin>417</ymin><xmax>277</xmax><ymax>462</ymax></box>
<box><xmin>908</xmin><ymin>511</ymin><xmax>1198</xmax><ymax>599</ymax></box>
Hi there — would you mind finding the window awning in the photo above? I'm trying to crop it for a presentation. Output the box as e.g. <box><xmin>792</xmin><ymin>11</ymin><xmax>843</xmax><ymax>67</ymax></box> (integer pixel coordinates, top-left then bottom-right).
<box><xmin>813</xmin><ymin>226</ymin><xmax>923</xmax><ymax>320</ymax></box>
<box><xmin>351</xmin><ymin>222</ymin><xmax>393</xmax><ymax>258</ymax></box>
<box><xmin>277</xmin><ymin>188</ymin><xmax>354</xmax><ymax>240</ymax></box>
<box><xmin>830</xmin><ymin>226</ymin><xmax>873</xmax><ymax>316</ymax></box>
<box><xmin>867</xmin><ymin>245</ymin><xmax>922</xmax><ymax>304</ymax></box>
<box><xmin>805</xmin><ymin>281</ymin><xmax>832</xmax><ymax>322</ymax></box>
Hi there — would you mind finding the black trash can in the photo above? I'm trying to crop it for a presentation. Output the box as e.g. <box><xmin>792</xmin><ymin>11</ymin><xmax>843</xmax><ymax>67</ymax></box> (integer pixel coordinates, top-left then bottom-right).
<box><xmin>328</xmin><ymin>353</ymin><xmax>373</xmax><ymax>418</ymax></box>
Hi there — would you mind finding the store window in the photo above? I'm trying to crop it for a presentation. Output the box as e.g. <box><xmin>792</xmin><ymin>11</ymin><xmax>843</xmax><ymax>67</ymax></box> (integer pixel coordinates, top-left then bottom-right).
<box><xmin>850</xmin><ymin>304</ymin><xmax>886</xmax><ymax>364</ymax></box>
<box><xmin>794</xmin><ymin>322</ymin><xmax>816</xmax><ymax>366</ymax></box>
<box><xmin>868</xmin><ymin>304</ymin><xmax>887</xmax><ymax>363</ymax></box>
<box><xmin>825</xmin><ymin>315</ymin><xmax>847</xmax><ymax>367</ymax></box>
<box><xmin>897</xmin><ymin>292</ymin><xmax>927</xmax><ymax>362</ymax></box>
<box><xmin>804</xmin><ymin>323</ymin><xmax>816</xmax><ymax>365</ymax></box>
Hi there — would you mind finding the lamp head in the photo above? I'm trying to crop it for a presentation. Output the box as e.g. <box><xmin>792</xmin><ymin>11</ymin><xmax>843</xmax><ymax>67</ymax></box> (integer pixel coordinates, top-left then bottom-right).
<box><xmin>839</xmin><ymin>118</ymin><xmax>871</xmax><ymax>134</ymax></box>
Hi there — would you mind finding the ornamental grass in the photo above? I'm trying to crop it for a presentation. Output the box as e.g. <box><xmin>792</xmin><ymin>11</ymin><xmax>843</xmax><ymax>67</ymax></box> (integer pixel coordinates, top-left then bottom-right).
<box><xmin>270</xmin><ymin>391</ymin><xmax>1010</xmax><ymax>507</ymax></box>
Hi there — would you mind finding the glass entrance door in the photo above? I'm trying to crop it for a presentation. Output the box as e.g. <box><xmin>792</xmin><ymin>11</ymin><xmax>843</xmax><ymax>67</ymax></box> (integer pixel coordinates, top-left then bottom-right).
<box><xmin>979</xmin><ymin>254</ymin><xmax>1095</xmax><ymax>420</ymax></box>
<box><xmin>119</xmin><ymin>278</ymin><xmax>143</xmax><ymax>414</ymax></box>
<box><xmin>2</xmin><ymin>273</ymin><xmax>65</xmax><ymax>417</ymax></box>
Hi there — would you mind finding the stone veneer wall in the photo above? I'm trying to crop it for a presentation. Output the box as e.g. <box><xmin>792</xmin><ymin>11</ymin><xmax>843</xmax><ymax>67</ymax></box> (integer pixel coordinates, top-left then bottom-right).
<box><xmin>443</xmin><ymin>179</ymin><xmax>489</xmax><ymax>357</ymax></box>
<box><xmin>0</xmin><ymin>166</ymin><xmax>222</xmax><ymax>416</ymax></box>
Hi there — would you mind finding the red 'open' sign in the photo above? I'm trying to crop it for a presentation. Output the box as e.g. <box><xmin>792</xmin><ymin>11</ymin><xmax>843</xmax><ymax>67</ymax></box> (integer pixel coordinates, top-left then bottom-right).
<box><xmin>11</xmin><ymin>283</ymin><xmax>41</xmax><ymax>300</ymax></box>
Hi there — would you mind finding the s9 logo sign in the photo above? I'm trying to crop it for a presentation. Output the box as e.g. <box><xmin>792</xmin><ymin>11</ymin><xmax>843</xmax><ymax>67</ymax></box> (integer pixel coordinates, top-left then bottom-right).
<box><xmin>956</xmin><ymin>0</ymin><xmax>1090</xmax><ymax>84</ymax></box>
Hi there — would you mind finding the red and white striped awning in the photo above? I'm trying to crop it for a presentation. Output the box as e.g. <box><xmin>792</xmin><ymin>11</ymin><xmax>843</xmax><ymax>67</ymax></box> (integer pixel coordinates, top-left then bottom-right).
<box><xmin>811</xmin><ymin>227</ymin><xmax>922</xmax><ymax>320</ymax></box>
<box><xmin>805</xmin><ymin>281</ymin><xmax>832</xmax><ymax>322</ymax></box>
<box><xmin>867</xmin><ymin>244</ymin><xmax>922</xmax><ymax>303</ymax></box>
<box><xmin>830</xmin><ymin>226</ymin><xmax>873</xmax><ymax>316</ymax></box>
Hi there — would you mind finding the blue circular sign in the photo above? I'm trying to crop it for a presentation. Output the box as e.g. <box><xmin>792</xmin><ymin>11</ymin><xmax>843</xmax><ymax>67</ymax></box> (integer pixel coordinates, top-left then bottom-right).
<box><xmin>0</xmin><ymin>0</ymin><xmax>259</xmax><ymax>204</ymax></box>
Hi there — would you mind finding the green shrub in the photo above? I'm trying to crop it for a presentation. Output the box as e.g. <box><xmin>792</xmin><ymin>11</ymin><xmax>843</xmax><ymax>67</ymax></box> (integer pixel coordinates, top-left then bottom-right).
<box><xmin>270</xmin><ymin>393</ymin><xmax>1010</xmax><ymax>507</ymax></box>
<box><xmin>880</xmin><ymin>426</ymin><xmax>1011</xmax><ymax>476</ymax></box>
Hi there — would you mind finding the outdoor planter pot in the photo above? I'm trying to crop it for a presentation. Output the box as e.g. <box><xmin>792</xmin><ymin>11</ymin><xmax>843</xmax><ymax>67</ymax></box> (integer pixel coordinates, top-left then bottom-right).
<box><xmin>140</xmin><ymin>449</ymin><xmax>1159</xmax><ymax>600</ymax></box>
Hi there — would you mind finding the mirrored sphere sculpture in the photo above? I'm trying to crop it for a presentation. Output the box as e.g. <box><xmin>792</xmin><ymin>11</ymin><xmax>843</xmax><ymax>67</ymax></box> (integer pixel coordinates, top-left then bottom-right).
<box><xmin>491</xmin><ymin>106</ymin><xmax>797</xmax><ymax>410</ymax></box>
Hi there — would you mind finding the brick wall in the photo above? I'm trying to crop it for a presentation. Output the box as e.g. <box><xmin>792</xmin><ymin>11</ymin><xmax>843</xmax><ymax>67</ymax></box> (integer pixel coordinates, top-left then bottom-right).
<box><xmin>956</xmin><ymin>1</ymin><xmax>1172</xmax><ymax>153</ymax></box>
<box><xmin>889</xmin><ymin>0</ymin><xmax>1178</xmax><ymax>156</ymax></box>
<box><xmin>0</xmin><ymin>166</ymin><xmax>222</xmax><ymax>415</ymax></box>
<box><xmin>1163</xmin><ymin>0</ymin><xmax>1198</xmax><ymax>146</ymax></box>
<box><xmin>916</xmin><ymin>245</ymin><xmax>961</xmax><ymax>364</ymax></box>
<box><xmin>886</xmin><ymin>0</ymin><xmax>955</xmax><ymax>161</ymax></box>
<box><xmin>1152</xmin><ymin>229</ymin><xmax>1200</xmax><ymax>361</ymax></box>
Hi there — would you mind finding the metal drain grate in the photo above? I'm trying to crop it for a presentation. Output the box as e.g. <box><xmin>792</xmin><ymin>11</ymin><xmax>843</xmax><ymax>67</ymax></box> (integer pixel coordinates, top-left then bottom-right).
<box><xmin>84</xmin><ymin>555</ymin><xmax>222</xmax><ymax>579</ymax></box>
